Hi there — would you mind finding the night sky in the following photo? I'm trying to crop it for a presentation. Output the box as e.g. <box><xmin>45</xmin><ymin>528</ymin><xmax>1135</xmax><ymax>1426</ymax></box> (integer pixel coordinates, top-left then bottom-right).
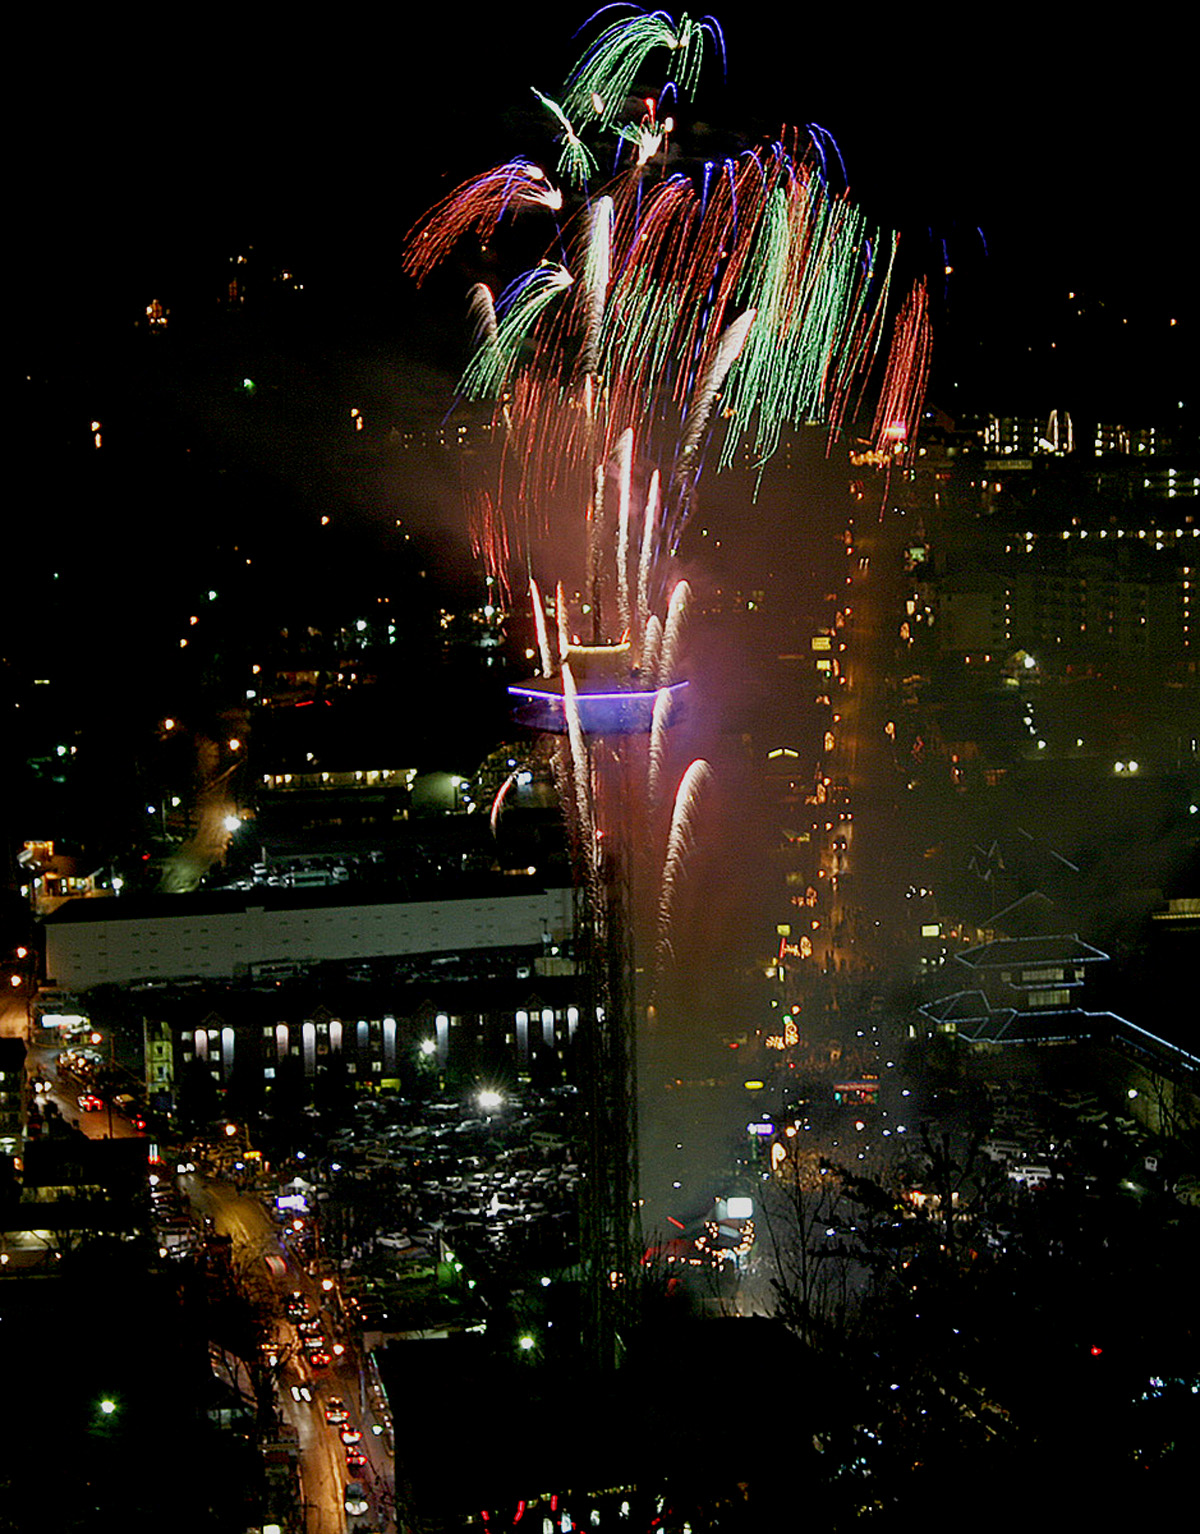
<box><xmin>20</xmin><ymin>6</ymin><xmax>1190</xmax><ymax>427</ymax></box>
<box><xmin>11</xmin><ymin>3</ymin><xmax>1191</xmax><ymax>782</ymax></box>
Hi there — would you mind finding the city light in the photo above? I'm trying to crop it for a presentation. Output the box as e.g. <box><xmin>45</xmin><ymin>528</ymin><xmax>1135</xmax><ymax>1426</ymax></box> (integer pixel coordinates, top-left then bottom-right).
<box><xmin>8</xmin><ymin>12</ymin><xmax>1191</xmax><ymax>1517</ymax></box>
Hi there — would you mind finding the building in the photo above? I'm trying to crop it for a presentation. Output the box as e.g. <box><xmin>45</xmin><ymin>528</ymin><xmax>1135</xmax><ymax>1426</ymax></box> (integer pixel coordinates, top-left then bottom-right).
<box><xmin>0</xmin><ymin>1037</ymin><xmax>27</xmax><ymax>1156</ymax></box>
<box><xmin>43</xmin><ymin>881</ymin><xmax>574</xmax><ymax>990</ymax></box>
<box><xmin>6</xmin><ymin>1135</ymin><xmax>151</xmax><ymax>1262</ymax></box>
<box><xmin>141</xmin><ymin>972</ymin><xmax>584</xmax><ymax>1115</ymax></box>
<box><xmin>953</xmin><ymin>934</ymin><xmax>1108</xmax><ymax>1012</ymax></box>
<box><xmin>933</xmin><ymin>530</ymin><xmax>1195</xmax><ymax>675</ymax></box>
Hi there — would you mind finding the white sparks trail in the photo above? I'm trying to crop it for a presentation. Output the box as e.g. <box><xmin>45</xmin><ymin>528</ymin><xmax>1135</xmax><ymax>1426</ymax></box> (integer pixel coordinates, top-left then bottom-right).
<box><xmin>490</xmin><ymin>771</ymin><xmax>519</xmax><ymax>837</ymax></box>
<box><xmin>556</xmin><ymin>580</ymin><xmax>571</xmax><ymax>660</ymax></box>
<box><xmin>582</xmin><ymin>195</ymin><xmax>613</xmax><ymax>379</ymax></box>
<box><xmin>587</xmin><ymin>462</ymin><xmax>606</xmax><ymax>625</ymax></box>
<box><xmin>659</xmin><ymin>579</ymin><xmax>691</xmax><ymax>686</ymax></box>
<box><xmin>647</xmin><ymin>687</ymin><xmax>673</xmax><ymax>810</ymax></box>
<box><xmin>676</xmin><ymin>308</ymin><xmax>757</xmax><ymax>470</ymax></box>
<box><xmin>657</xmin><ymin>759</ymin><xmax>712</xmax><ymax>962</ymax></box>
<box><xmin>637</xmin><ymin>469</ymin><xmax>660</xmax><ymax>638</ymax></box>
<box><xmin>527</xmin><ymin>169</ymin><xmax>564</xmax><ymax>213</ymax></box>
<box><xmin>530</xmin><ymin>576</ymin><xmax>553</xmax><ymax>676</ymax></box>
<box><xmin>641</xmin><ymin>613</ymin><xmax>662</xmax><ymax>685</ymax></box>
<box><xmin>614</xmin><ymin>428</ymin><xmax>634</xmax><ymax>636</ymax></box>
<box><xmin>562</xmin><ymin>662</ymin><xmax>595</xmax><ymax>875</ymax></box>
<box><xmin>665</xmin><ymin>308</ymin><xmax>758</xmax><ymax>555</ymax></box>
<box><xmin>468</xmin><ymin>282</ymin><xmax>499</xmax><ymax>349</ymax></box>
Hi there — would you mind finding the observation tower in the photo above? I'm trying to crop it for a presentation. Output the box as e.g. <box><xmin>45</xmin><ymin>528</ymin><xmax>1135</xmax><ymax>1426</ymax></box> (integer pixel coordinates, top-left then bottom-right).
<box><xmin>509</xmin><ymin>641</ymin><xmax>686</xmax><ymax>1370</ymax></box>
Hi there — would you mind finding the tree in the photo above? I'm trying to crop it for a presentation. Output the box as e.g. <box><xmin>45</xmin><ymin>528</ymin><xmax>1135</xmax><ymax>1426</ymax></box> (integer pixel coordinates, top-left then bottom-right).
<box><xmin>759</xmin><ymin>1146</ymin><xmax>857</xmax><ymax>1347</ymax></box>
<box><xmin>226</xmin><ymin>1247</ymin><xmax>300</xmax><ymax>1434</ymax></box>
<box><xmin>913</xmin><ymin>1121</ymin><xmax>1007</xmax><ymax>1270</ymax></box>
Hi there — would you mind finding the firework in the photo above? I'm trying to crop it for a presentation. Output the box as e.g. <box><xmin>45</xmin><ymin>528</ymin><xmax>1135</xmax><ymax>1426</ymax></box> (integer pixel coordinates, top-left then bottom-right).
<box><xmin>530</xmin><ymin>575</ymin><xmax>554</xmax><ymax>676</ymax></box>
<box><xmin>403</xmin><ymin>10</ymin><xmax>931</xmax><ymax>983</ymax></box>
<box><xmin>489</xmin><ymin>770</ymin><xmax>520</xmax><ymax>836</ymax></box>
<box><xmin>617</xmin><ymin>110</ymin><xmax>672</xmax><ymax>170</ymax></box>
<box><xmin>871</xmin><ymin>278</ymin><xmax>933</xmax><ymax>459</ymax></box>
<box><xmin>401</xmin><ymin>158</ymin><xmax>562</xmax><ymax>287</ymax></box>
<box><xmin>647</xmin><ymin>685</ymin><xmax>673</xmax><ymax>810</ymax></box>
<box><xmin>532</xmin><ymin>89</ymin><xmax>599</xmax><ymax>188</ymax></box>
<box><xmin>459</xmin><ymin>262</ymin><xmax>574</xmax><ymax>400</ymax></box>
<box><xmin>562</xmin><ymin>9</ymin><xmax>723</xmax><ymax>131</ymax></box>
<box><xmin>636</xmin><ymin>468</ymin><xmax>660</xmax><ymax>639</ymax></box>
<box><xmin>555</xmin><ymin>580</ymin><xmax>572</xmax><ymax>663</ymax></box>
<box><xmin>657</xmin><ymin>759</ymin><xmax>712</xmax><ymax>960</ymax></box>
<box><xmin>641</xmin><ymin>612</ymin><xmax>663</xmax><ymax>686</ymax></box>
<box><xmin>467</xmin><ymin>489</ymin><xmax>512</xmax><ymax>607</ymax></box>
<box><xmin>561</xmin><ymin>661</ymin><xmax>596</xmax><ymax>875</ymax></box>
<box><xmin>582</xmin><ymin>196</ymin><xmax>614</xmax><ymax>381</ymax></box>
<box><xmin>613</xmin><ymin>426</ymin><xmax>634</xmax><ymax>635</ymax></box>
<box><xmin>658</xmin><ymin>579</ymin><xmax>691</xmax><ymax>687</ymax></box>
<box><xmin>401</xmin><ymin>12</ymin><xmax>936</xmax><ymax>1359</ymax></box>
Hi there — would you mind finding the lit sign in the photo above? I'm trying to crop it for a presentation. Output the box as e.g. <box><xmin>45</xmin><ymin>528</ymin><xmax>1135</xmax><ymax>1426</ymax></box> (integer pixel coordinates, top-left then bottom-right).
<box><xmin>276</xmin><ymin>1193</ymin><xmax>309</xmax><ymax>1213</ymax></box>
<box><xmin>747</xmin><ymin>1122</ymin><xmax>775</xmax><ymax>1136</ymax></box>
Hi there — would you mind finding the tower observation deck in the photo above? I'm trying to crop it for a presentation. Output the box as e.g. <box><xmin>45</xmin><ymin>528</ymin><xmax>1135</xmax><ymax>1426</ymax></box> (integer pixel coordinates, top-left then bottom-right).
<box><xmin>509</xmin><ymin>642</ymin><xmax>686</xmax><ymax>1370</ymax></box>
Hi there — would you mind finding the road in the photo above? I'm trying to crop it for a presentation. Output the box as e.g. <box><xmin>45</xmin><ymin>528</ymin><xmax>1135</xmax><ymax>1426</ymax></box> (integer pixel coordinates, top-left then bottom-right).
<box><xmin>184</xmin><ymin>1172</ymin><xmax>399</xmax><ymax>1534</ymax></box>
<box><xmin>7</xmin><ymin>986</ymin><xmax>398</xmax><ymax>1529</ymax></box>
<box><xmin>2</xmin><ymin>990</ymin><xmax>146</xmax><ymax>1142</ymax></box>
